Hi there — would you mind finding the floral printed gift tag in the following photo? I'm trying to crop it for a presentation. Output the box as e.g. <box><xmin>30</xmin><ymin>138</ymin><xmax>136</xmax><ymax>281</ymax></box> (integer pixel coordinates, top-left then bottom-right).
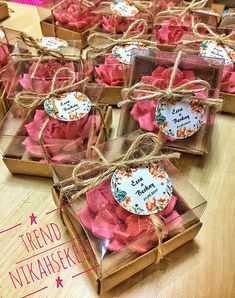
<box><xmin>156</xmin><ymin>100</ymin><xmax>205</xmax><ymax>139</ymax></box>
<box><xmin>44</xmin><ymin>91</ymin><xmax>91</xmax><ymax>121</ymax></box>
<box><xmin>110</xmin><ymin>0</ymin><xmax>139</xmax><ymax>17</ymax></box>
<box><xmin>111</xmin><ymin>164</ymin><xmax>173</xmax><ymax>215</ymax></box>
<box><xmin>199</xmin><ymin>40</ymin><xmax>235</xmax><ymax>66</ymax></box>
<box><xmin>112</xmin><ymin>42</ymin><xmax>148</xmax><ymax>65</ymax></box>
<box><xmin>35</xmin><ymin>37</ymin><xmax>68</xmax><ymax>51</ymax></box>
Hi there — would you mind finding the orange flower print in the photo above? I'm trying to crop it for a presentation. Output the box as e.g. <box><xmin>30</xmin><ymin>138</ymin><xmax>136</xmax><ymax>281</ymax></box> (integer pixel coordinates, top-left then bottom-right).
<box><xmin>149</xmin><ymin>165</ymin><xmax>160</xmax><ymax>176</ymax></box>
<box><xmin>57</xmin><ymin>93</ymin><xmax>67</xmax><ymax>101</ymax></box>
<box><xmin>186</xmin><ymin>128</ymin><xmax>194</xmax><ymax>137</ymax></box>
<box><xmin>69</xmin><ymin>112</ymin><xmax>78</xmax><ymax>120</ymax></box>
<box><xmin>146</xmin><ymin>197</ymin><xmax>157</xmax><ymax>212</ymax></box>
<box><xmin>177</xmin><ymin>127</ymin><xmax>186</xmax><ymax>138</ymax></box>
<box><xmin>157</xmin><ymin>198</ymin><xmax>167</xmax><ymax>206</ymax></box>
<box><xmin>75</xmin><ymin>93</ymin><xmax>86</xmax><ymax>102</ymax></box>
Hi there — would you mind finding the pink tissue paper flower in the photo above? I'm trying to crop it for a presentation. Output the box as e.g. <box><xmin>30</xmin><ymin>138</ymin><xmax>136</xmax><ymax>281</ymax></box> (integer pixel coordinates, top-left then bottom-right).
<box><xmin>101</xmin><ymin>15</ymin><xmax>144</xmax><ymax>35</ymax></box>
<box><xmin>130</xmin><ymin>65</ymin><xmax>209</xmax><ymax>138</ymax></box>
<box><xmin>220</xmin><ymin>64</ymin><xmax>235</xmax><ymax>94</ymax></box>
<box><xmin>95</xmin><ymin>55</ymin><xmax>129</xmax><ymax>86</ymax></box>
<box><xmin>153</xmin><ymin>14</ymin><xmax>200</xmax><ymax>45</ymax></box>
<box><xmin>0</xmin><ymin>44</ymin><xmax>10</xmax><ymax>69</ymax></box>
<box><xmin>78</xmin><ymin>178</ymin><xmax>181</xmax><ymax>253</ymax></box>
<box><xmin>19</xmin><ymin>60</ymin><xmax>92</xmax><ymax>93</ymax></box>
<box><xmin>53</xmin><ymin>0</ymin><xmax>99</xmax><ymax>33</ymax></box>
<box><xmin>22</xmin><ymin>110</ymin><xmax>102</xmax><ymax>163</ymax></box>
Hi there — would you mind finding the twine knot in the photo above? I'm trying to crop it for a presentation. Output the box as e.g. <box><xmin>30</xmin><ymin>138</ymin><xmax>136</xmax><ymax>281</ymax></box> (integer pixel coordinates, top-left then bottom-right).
<box><xmin>119</xmin><ymin>51</ymin><xmax>223</xmax><ymax>109</ymax></box>
<box><xmin>20</xmin><ymin>32</ymin><xmax>65</xmax><ymax>59</ymax></box>
<box><xmin>15</xmin><ymin>67</ymin><xmax>89</xmax><ymax>109</ymax></box>
<box><xmin>88</xmin><ymin>19</ymin><xmax>158</xmax><ymax>58</ymax></box>
<box><xmin>154</xmin><ymin>0</ymin><xmax>208</xmax><ymax>24</ymax></box>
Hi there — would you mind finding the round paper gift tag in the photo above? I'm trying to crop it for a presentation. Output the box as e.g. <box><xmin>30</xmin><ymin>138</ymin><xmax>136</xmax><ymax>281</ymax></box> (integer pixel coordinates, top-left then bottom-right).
<box><xmin>44</xmin><ymin>91</ymin><xmax>91</xmax><ymax>121</ymax></box>
<box><xmin>199</xmin><ymin>40</ymin><xmax>235</xmax><ymax>65</ymax></box>
<box><xmin>35</xmin><ymin>37</ymin><xmax>68</xmax><ymax>51</ymax></box>
<box><xmin>111</xmin><ymin>164</ymin><xmax>173</xmax><ymax>215</ymax></box>
<box><xmin>156</xmin><ymin>100</ymin><xmax>205</xmax><ymax>139</ymax></box>
<box><xmin>112</xmin><ymin>42</ymin><xmax>146</xmax><ymax>64</ymax></box>
<box><xmin>110</xmin><ymin>0</ymin><xmax>139</xmax><ymax>17</ymax></box>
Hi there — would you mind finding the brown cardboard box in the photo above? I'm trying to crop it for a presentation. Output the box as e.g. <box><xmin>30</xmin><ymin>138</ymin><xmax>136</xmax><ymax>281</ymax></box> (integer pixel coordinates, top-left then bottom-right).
<box><xmin>2</xmin><ymin>105</ymin><xmax>112</xmax><ymax>177</ymax></box>
<box><xmin>51</xmin><ymin>185</ymin><xmax>203</xmax><ymax>294</ymax></box>
<box><xmin>40</xmin><ymin>17</ymin><xmax>99</xmax><ymax>49</ymax></box>
<box><xmin>221</xmin><ymin>92</ymin><xmax>235</xmax><ymax>113</ymax></box>
<box><xmin>0</xmin><ymin>3</ymin><xmax>9</xmax><ymax>22</ymax></box>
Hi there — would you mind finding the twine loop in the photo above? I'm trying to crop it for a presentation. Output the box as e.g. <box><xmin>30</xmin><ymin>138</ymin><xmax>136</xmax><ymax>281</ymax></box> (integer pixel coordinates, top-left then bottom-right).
<box><xmin>154</xmin><ymin>0</ymin><xmax>208</xmax><ymax>24</ymax></box>
<box><xmin>88</xmin><ymin>19</ymin><xmax>158</xmax><ymax>58</ymax></box>
<box><xmin>120</xmin><ymin>51</ymin><xmax>222</xmax><ymax>109</ymax></box>
<box><xmin>192</xmin><ymin>23</ymin><xmax>235</xmax><ymax>49</ymax></box>
<box><xmin>69</xmin><ymin>132</ymin><xmax>180</xmax><ymax>200</ymax></box>
<box><xmin>15</xmin><ymin>67</ymin><xmax>89</xmax><ymax>109</ymax></box>
<box><xmin>20</xmin><ymin>32</ymin><xmax>65</xmax><ymax>59</ymax></box>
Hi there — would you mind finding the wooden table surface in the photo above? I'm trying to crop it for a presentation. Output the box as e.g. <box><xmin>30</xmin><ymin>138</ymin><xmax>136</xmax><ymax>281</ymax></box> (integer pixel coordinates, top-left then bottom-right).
<box><xmin>0</xmin><ymin>3</ymin><xmax>235</xmax><ymax>298</ymax></box>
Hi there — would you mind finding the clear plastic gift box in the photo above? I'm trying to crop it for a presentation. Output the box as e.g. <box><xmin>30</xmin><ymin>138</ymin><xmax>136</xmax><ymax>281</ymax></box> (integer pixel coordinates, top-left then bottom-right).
<box><xmin>51</xmin><ymin>131</ymin><xmax>207</xmax><ymax>292</ymax></box>
<box><xmin>152</xmin><ymin>6</ymin><xmax>220</xmax><ymax>50</ymax></box>
<box><xmin>175</xmin><ymin>27</ymin><xmax>235</xmax><ymax>113</ymax></box>
<box><xmin>117</xmin><ymin>50</ymin><xmax>223</xmax><ymax>155</ymax></box>
<box><xmin>0</xmin><ymin>58</ymin><xmax>112</xmax><ymax>177</ymax></box>
<box><xmin>37</xmin><ymin>0</ymin><xmax>101</xmax><ymax>47</ymax></box>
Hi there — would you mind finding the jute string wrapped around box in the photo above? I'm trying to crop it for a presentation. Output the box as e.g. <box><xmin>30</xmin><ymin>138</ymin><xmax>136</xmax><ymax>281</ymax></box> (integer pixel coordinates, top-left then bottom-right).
<box><xmin>154</xmin><ymin>0</ymin><xmax>208</xmax><ymax>27</ymax></box>
<box><xmin>179</xmin><ymin>22</ymin><xmax>235</xmax><ymax>49</ymax></box>
<box><xmin>119</xmin><ymin>50</ymin><xmax>223</xmax><ymax>110</ymax></box>
<box><xmin>87</xmin><ymin>19</ymin><xmax>158</xmax><ymax>59</ymax></box>
<box><xmin>60</xmin><ymin>132</ymin><xmax>180</xmax><ymax>263</ymax></box>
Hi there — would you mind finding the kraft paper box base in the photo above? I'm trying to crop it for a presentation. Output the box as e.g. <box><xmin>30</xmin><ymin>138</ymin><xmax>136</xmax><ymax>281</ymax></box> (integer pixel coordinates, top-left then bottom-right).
<box><xmin>100</xmin><ymin>86</ymin><xmax>122</xmax><ymax>105</ymax></box>
<box><xmin>0</xmin><ymin>3</ymin><xmax>9</xmax><ymax>21</ymax></box>
<box><xmin>2</xmin><ymin>106</ymin><xmax>112</xmax><ymax>177</ymax></box>
<box><xmin>221</xmin><ymin>92</ymin><xmax>235</xmax><ymax>114</ymax></box>
<box><xmin>51</xmin><ymin>185</ymin><xmax>202</xmax><ymax>294</ymax></box>
<box><xmin>40</xmin><ymin>17</ymin><xmax>98</xmax><ymax>48</ymax></box>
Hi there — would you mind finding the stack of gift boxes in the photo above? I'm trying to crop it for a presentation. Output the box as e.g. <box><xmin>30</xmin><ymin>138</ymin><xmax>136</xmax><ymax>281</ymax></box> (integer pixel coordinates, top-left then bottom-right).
<box><xmin>0</xmin><ymin>0</ymin><xmax>234</xmax><ymax>294</ymax></box>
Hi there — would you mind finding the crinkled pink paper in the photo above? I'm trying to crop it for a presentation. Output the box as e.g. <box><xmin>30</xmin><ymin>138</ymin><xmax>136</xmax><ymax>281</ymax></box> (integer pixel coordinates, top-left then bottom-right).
<box><xmin>53</xmin><ymin>0</ymin><xmax>99</xmax><ymax>33</ymax></box>
<box><xmin>101</xmin><ymin>15</ymin><xmax>144</xmax><ymax>35</ymax></box>
<box><xmin>19</xmin><ymin>60</ymin><xmax>92</xmax><ymax>93</ymax></box>
<box><xmin>153</xmin><ymin>14</ymin><xmax>201</xmax><ymax>45</ymax></box>
<box><xmin>78</xmin><ymin>178</ymin><xmax>181</xmax><ymax>253</ymax></box>
<box><xmin>22</xmin><ymin>110</ymin><xmax>102</xmax><ymax>163</ymax></box>
<box><xmin>95</xmin><ymin>55</ymin><xmax>128</xmax><ymax>86</ymax></box>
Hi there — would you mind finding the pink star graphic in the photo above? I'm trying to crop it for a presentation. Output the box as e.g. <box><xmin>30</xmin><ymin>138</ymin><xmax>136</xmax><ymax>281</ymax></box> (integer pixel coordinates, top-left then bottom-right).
<box><xmin>29</xmin><ymin>213</ymin><xmax>37</xmax><ymax>225</ymax></box>
<box><xmin>56</xmin><ymin>276</ymin><xmax>63</xmax><ymax>288</ymax></box>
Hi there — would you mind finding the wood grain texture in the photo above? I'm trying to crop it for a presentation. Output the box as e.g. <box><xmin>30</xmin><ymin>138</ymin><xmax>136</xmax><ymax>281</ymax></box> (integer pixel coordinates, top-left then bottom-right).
<box><xmin>0</xmin><ymin>3</ymin><xmax>235</xmax><ymax>298</ymax></box>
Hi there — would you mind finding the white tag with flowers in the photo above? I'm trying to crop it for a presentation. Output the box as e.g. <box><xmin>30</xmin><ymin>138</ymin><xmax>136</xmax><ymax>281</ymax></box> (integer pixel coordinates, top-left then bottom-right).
<box><xmin>112</xmin><ymin>42</ymin><xmax>147</xmax><ymax>64</ymax></box>
<box><xmin>110</xmin><ymin>0</ymin><xmax>139</xmax><ymax>17</ymax></box>
<box><xmin>156</xmin><ymin>100</ymin><xmax>205</xmax><ymax>139</ymax></box>
<box><xmin>199</xmin><ymin>40</ymin><xmax>235</xmax><ymax>65</ymax></box>
<box><xmin>35</xmin><ymin>37</ymin><xmax>68</xmax><ymax>51</ymax></box>
<box><xmin>111</xmin><ymin>164</ymin><xmax>173</xmax><ymax>215</ymax></box>
<box><xmin>44</xmin><ymin>91</ymin><xmax>91</xmax><ymax>122</ymax></box>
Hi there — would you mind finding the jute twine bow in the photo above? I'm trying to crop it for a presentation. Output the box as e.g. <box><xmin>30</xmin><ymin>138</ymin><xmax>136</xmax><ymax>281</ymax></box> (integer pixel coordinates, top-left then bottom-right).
<box><xmin>180</xmin><ymin>22</ymin><xmax>235</xmax><ymax>49</ymax></box>
<box><xmin>20</xmin><ymin>32</ymin><xmax>64</xmax><ymax>60</ymax></box>
<box><xmin>15</xmin><ymin>67</ymin><xmax>89</xmax><ymax>110</ymax></box>
<box><xmin>154</xmin><ymin>0</ymin><xmax>208</xmax><ymax>25</ymax></box>
<box><xmin>87</xmin><ymin>19</ymin><xmax>158</xmax><ymax>59</ymax></box>
<box><xmin>61</xmin><ymin>132</ymin><xmax>180</xmax><ymax>263</ymax></box>
<box><xmin>120</xmin><ymin>50</ymin><xmax>222</xmax><ymax>109</ymax></box>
